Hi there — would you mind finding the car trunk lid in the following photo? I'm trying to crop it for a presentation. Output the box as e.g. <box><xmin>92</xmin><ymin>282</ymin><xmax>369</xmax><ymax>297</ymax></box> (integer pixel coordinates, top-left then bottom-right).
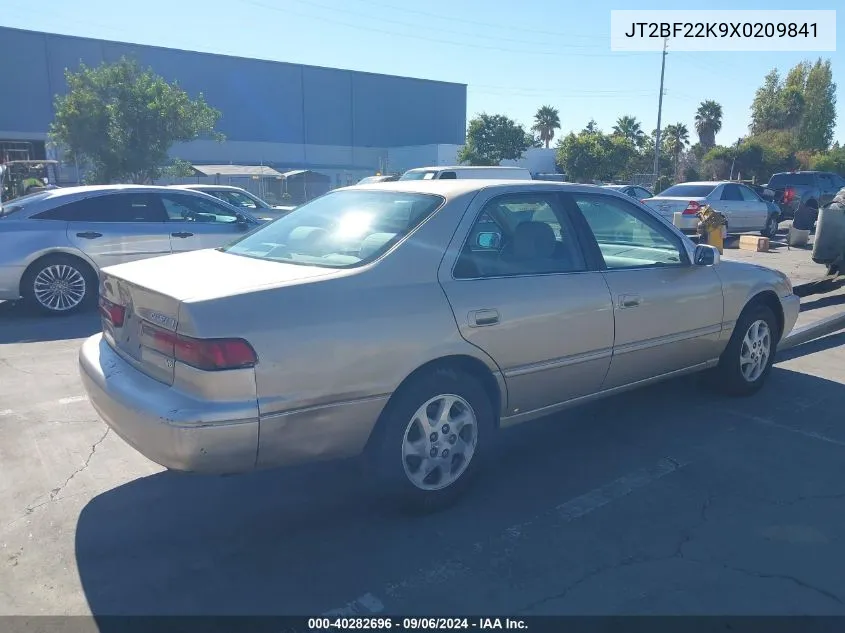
<box><xmin>643</xmin><ymin>197</ymin><xmax>707</xmax><ymax>221</ymax></box>
<box><xmin>99</xmin><ymin>249</ymin><xmax>347</xmax><ymax>385</ymax></box>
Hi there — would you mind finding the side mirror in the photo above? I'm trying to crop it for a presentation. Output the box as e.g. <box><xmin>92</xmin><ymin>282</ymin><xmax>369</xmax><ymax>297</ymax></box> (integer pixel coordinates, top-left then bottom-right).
<box><xmin>476</xmin><ymin>232</ymin><xmax>502</xmax><ymax>249</ymax></box>
<box><xmin>694</xmin><ymin>243</ymin><xmax>720</xmax><ymax>266</ymax></box>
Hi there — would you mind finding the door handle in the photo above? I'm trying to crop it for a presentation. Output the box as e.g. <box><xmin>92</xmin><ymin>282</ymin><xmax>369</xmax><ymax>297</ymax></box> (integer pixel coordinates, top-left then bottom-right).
<box><xmin>171</xmin><ymin>232</ymin><xmax>194</xmax><ymax>238</ymax></box>
<box><xmin>468</xmin><ymin>309</ymin><xmax>500</xmax><ymax>327</ymax></box>
<box><xmin>75</xmin><ymin>231</ymin><xmax>102</xmax><ymax>239</ymax></box>
<box><xmin>618</xmin><ymin>294</ymin><xmax>641</xmax><ymax>309</ymax></box>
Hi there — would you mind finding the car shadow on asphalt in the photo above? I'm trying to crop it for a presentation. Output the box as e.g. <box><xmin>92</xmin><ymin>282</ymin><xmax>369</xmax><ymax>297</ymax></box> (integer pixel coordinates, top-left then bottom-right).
<box><xmin>74</xmin><ymin>342</ymin><xmax>845</xmax><ymax>616</ymax></box>
<box><xmin>0</xmin><ymin>301</ymin><xmax>100</xmax><ymax>344</ymax></box>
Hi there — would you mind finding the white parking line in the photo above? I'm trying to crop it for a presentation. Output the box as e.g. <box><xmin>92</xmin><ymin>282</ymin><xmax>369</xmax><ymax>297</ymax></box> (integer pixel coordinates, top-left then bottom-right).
<box><xmin>322</xmin><ymin>456</ymin><xmax>689</xmax><ymax>615</ymax></box>
<box><xmin>729</xmin><ymin>410</ymin><xmax>845</xmax><ymax>449</ymax></box>
<box><xmin>0</xmin><ymin>395</ymin><xmax>90</xmax><ymax>419</ymax></box>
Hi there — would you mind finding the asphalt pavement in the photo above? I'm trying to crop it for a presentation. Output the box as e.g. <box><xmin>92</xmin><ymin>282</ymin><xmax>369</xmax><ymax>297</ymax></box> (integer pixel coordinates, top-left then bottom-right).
<box><xmin>1</xmin><ymin>268</ymin><xmax>845</xmax><ymax>616</ymax></box>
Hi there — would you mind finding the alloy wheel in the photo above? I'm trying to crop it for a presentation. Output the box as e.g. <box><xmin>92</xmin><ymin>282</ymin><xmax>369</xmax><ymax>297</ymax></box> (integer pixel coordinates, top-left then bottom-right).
<box><xmin>401</xmin><ymin>394</ymin><xmax>478</xmax><ymax>491</ymax></box>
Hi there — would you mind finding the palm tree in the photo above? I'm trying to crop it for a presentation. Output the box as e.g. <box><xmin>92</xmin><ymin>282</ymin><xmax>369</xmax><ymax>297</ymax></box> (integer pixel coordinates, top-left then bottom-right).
<box><xmin>694</xmin><ymin>100</ymin><xmax>723</xmax><ymax>149</ymax></box>
<box><xmin>532</xmin><ymin>105</ymin><xmax>561</xmax><ymax>149</ymax></box>
<box><xmin>612</xmin><ymin>115</ymin><xmax>645</xmax><ymax>147</ymax></box>
<box><xmin>664</xmin><ymin>123</ymin><xmax>690</xmax><ymax>172</ymax></box>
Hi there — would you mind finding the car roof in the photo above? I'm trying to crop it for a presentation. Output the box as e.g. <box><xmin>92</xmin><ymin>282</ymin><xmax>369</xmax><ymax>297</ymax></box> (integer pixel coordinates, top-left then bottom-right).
<box><xmin>343</xmin><ymin>179</ymin><xmax>639</xmax><ymax>198</ymax></box>
<box><xmin>32</xmin><ymin>184</ymin><xmax>205</xmax><ymax>200</ymax></box>
<box><xmin>403</xmin><ymin>165</ymin><xmax>529</xmax><ymax>172</ymax></box>
<box><xmin>173</xmin><ymin>184</ymin><xmax>246</xmax><ymax>191</ymax></box>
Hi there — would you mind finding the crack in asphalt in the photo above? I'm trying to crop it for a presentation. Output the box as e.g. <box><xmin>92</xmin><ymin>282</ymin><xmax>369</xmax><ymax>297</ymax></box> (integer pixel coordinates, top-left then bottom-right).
<box><xmin>0</xmin><ymin>427</ymin><xmax>110</xmax><ymax>534</ymax></box>
<box><xmin>517</xmin><ymin>492</ymin><xmax>845</xmax><ymax>613</ymax></box>
<box><xmin>47</xmin><ymin>427</ymin><xmax>110</xmax><ymax>502</ymax></box>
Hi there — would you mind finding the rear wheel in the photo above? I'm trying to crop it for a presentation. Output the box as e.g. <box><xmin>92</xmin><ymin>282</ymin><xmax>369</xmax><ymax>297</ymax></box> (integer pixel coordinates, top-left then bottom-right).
<box><xmin>369</xmin><ymin>367</ymin><xmax>495</xmax><ymax>512</ymax></box>
<box><xmin>761</xmin><ymin>214</ymin><xmax>779</xmax><ymax>239</ymax></box>
<box><xmin>21</xmin><ymin>255</ymin><xmax>96</xmax><ymax>315</ymax></box>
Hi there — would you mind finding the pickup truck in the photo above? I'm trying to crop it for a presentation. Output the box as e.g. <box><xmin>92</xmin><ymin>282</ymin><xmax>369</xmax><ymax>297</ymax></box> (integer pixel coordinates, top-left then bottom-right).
<box><xmin>759</xmin><ymin>171</ymin><xmax>845</xmax><ymax>229</ymax></box>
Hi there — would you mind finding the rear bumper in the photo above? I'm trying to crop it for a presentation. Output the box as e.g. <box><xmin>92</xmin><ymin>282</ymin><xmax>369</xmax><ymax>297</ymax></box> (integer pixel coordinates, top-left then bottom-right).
<box><xmin>78</xmin><ymin>334</ymin><xmax>260</xmax><ymax>474</ymax></box>
<box><xmin>671</xmin><ymin>213</ymin><xmax>699</xmax><ymax>234</ymax></box>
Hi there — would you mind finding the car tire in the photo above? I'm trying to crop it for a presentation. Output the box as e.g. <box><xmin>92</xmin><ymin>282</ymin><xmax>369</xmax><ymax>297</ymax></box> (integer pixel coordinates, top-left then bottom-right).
<box><xmin>711</xmin><ymin>302</ymin><xmax>779</xmax><ymax>397</ymax></box>
<box><xmin>21</xmin><ymin>254</ymin><xmax>97</xmax><ymax>316</ymax></box>
<box><xmin>761</xmin><ymin>214</ymin><xmax>779</xmax><ymax>239</ymax></box>
<box><xmin>368</xmin><ymin>367</ymin><xmax>495</xmax><ymax>513</ymax></box>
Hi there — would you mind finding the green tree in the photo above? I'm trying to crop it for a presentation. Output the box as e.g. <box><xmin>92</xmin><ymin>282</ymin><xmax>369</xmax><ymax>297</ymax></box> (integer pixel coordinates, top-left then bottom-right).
<box><xmin>694</xmin><ymin>100</ymin><xmax>723</xmax><ymax>149</ymax></box>
<box><xmin>663</xmin><ymin>123</ymin><xmax>690</xmax><ymax>173</ymax></box>
<box><xmin>612</xmin><ymin>115</ymin><xmax>645</xmax><ymax>148</ymax></box>
<box><xmin>583</xmin><ymin>119</ymin><xmax>599</xmax><ymax>134</ymax></box>
<box><xmin>798</xmin><ymin>59</ymin><xmax>837</xmax><ymax>152</ymax></box>
<box><xmin>555</xmin><ymin>131</ymin><xmax>636</xmax><ymax>183</ymax></box>
<box><xmin>458</xmin><ymin>113</ymin><xmax>531</xmax><ymax>165</ymax></box>
<box><xmin>531</xmin><ymin>105</ymin><xmax>561</xmax><ymax>149</ymax></box>
<box><xmin>810</xmin><ymin>144</ymin><xmax>845</xmax><ymax>175</ymax></box>
<box><xmin>50</xmin><ymin>58</ymin><xmax>222</xmax><ymax>184</ymax></box>
<box><xmin>750</xmin><ymin>69</ymin><xmax>783</xmax><ymax>134</ymax></box>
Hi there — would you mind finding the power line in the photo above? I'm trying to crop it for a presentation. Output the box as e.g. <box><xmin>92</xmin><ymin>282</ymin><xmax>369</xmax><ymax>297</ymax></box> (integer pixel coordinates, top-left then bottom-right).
<box><xmin>352</xmin><ymin>0</ymin><xmax>610</xmax><ymax>40</ymax></box>
<box><xmin>241</xmin><ymin>0</ymin><xmax>641</xmax><ymax>58</ymax></box>
<box><xmin>287</xmin><ymin>0</ymin><xmax>608</xmax><ymax>49</ymax></box>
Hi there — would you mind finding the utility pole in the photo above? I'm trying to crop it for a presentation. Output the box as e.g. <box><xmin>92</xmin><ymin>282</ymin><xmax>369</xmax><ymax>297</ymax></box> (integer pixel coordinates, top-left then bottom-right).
<box><xmin>653</xmin><ymin>37</ymin><xmax>668</xmax><ymax>187</ymax></box>
<box><xmin>729</xmin><ymin>137</ymin><xmax>743</xmax><ymax>181</ymax></box>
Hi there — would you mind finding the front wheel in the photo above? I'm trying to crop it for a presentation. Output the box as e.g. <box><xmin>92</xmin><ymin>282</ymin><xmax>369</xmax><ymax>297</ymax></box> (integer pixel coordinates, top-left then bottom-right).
<box><xmin>369</xmin><ymin>368</ymin><xmax>495</xmax><ymax>512</ymax></box>
<box><xmin>711</xmin><ymin>303</ymin><xmax>779</xmax><ymax>396</ymax></box>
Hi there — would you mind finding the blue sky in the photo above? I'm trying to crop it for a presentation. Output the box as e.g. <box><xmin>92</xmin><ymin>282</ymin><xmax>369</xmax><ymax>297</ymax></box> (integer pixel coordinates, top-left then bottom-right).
<box><xmin>3</xmin><ymin>0</ymin><xmax>843</xmax><ymax>146</ymax></box>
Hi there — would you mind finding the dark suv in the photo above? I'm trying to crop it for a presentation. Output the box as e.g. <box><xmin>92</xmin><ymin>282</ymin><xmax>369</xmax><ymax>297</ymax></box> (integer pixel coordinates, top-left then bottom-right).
<box><xmin>761</xmin><ymin>171</ymin><xmax>845</xmax><ymax>227</ymax></box>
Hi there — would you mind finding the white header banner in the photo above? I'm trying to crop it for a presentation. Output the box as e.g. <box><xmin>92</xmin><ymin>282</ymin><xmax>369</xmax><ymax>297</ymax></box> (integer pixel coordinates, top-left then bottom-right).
<box><xmin>610</xmin><ymin>10</ymin><xmax>836</xmax><ymax>52</ymax></box>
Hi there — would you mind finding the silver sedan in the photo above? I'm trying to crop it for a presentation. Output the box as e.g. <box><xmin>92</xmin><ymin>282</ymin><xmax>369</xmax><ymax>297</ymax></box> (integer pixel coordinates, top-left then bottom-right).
<box><xmin>79</xmin><ymin>180</ymin><xmax>800</xmax><ymax>509</ymax></box>
<box><xmin>0</xmin><ymin>185</ymin><xmax>261</xmax><ymax>314</ymax></box>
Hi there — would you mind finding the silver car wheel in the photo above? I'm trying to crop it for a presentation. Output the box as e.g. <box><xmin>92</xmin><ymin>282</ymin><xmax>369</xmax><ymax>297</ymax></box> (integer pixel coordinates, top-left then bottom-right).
<box><xmin>740</xmin><ymin>319</ymin><xmax>771</xmax><ymax>383</ymax></box>
<box><xmin>33</xmin><ymin>264</ymin><xmax>87</xmax><ymax>312</ymax></box>
<box><xmin>401</xmin><ymin>394</ymin><xmax>478</xmax><ymax>491</ymax></box>
<box><xmin>764</xmin><ymin>215</ymin><xmax>779</xmax><ymax>237</ymax></box>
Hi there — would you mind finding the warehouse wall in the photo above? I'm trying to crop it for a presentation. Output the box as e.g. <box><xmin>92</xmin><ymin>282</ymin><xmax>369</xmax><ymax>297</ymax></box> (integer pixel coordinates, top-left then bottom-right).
<box><xmin>0</xmin><ymin>27</ymin><xmax>467</xmax><ymax>149</ymax></box>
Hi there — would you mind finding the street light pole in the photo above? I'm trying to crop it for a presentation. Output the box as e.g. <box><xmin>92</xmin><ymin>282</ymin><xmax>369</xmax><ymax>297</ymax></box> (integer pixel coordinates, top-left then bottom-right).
<box><xmin>653</xmin><ymin>37</ymin><xmax>668</xmax><ymax>187</ymax></box>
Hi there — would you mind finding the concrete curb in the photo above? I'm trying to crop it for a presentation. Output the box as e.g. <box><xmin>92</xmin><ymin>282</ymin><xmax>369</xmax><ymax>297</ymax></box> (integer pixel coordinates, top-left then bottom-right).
<box><xmin>780</xmin><ymin>311</ymin><xmax>845</xmax><ymax>352</ymax></box>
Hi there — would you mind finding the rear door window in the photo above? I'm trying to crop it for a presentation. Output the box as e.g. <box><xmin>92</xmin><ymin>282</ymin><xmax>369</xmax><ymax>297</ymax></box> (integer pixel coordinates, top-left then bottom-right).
<box><xmin>34</xmin><ymin>193</ymin><xmax>168</xmax><ymax>222</ymax></box>
<box><xmin>720</xmin><ymin>184</ymin><xmax>743</xmax><ymax>201</ymax></box>
<box><xmin>160</xmin><ymin>193</ymin><xmax>241</xmax><ymax>224</ymax></box>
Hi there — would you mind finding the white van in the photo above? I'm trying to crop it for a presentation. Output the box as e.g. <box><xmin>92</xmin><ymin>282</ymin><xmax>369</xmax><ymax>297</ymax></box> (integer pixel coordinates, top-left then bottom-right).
<box><xmin>398</xmin><ymin>166</ymin><xmax>533</xmax><ymax>181</ymax></box>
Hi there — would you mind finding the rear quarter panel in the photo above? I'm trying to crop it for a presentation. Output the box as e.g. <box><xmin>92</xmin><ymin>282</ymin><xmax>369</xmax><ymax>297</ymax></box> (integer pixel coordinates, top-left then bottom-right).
<box><xmin>0</xmin><ymin>219</ymin><xmax>94</xmax><ymax>297</ymax></box>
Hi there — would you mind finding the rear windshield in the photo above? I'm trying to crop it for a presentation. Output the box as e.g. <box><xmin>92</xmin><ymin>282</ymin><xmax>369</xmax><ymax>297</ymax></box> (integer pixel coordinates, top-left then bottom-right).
<box><xmin>0</xmin><ymin>191</ymin><xmax>52</xmax><ymax>217</ymax></box>
<box><xmin>222</xmin><ymin>190</ymin><xmax>444</xmax><ymax>268</ymax></box>
<box><xmin>768</xmin><ymin>173</ymin><xmax>814</xmax><ymax>187</ymax></box>
<box><xmin>658</xmin><ymin>184</ymin><xmax>717</xmax><ymax>198</ymax></box>
<box><xmin>399</xmin><ymin>171</ymin><xmax>438</xmax><ymax>181</ymax></box>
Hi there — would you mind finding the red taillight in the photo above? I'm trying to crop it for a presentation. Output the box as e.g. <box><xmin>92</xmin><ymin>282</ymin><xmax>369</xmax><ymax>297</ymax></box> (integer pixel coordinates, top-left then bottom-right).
<box><xmin>141</xmin><ymin>322</ymin><xmax>256</xmax><ymax>371</ymax></box>
<box><xmin>682</xmin><ymin>201</ymin><xmax>701</xmax><ymax>215</ymax></box>
<box><xmin>175</xmin><ymin>336</ymin><xmax>257</xmax><ymax>371</ymax></box>
<box><xmin>99</xmin><ymin>296</ymin><xmax>125</xmax><ymax>327</ymax></box>
<box><xmin>783</xmin><ymin>187</ymin><xmax>796</xmax><ymax>203</ymax></box>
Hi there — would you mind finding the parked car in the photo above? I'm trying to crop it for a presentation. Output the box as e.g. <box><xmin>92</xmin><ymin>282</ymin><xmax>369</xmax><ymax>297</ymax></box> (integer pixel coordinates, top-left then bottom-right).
<box><xmin>601</xmin><ymin>184</ymin><xmax>654</xmax><ymax>200</ymax></box>
<box><xmin>399</xmin><ymin>166</ymin><xmax>532</xmax><ymax>181</ymax></box>
<box><xmin>79</xmin><ymin>180</ymin><xmax>798</xmax><ymax>509</ymax></box>
<box><xmin>0</xmin><ymin>185</ymin><xmax>262</xmax><ymax>314</ymax></box>
<box><xmin>357</xmin><ymin>174</ymin><xmax>401</xmax><ymax>184</ymax></box>
<box><xmin>643</xmin><ymin>181</ymin><xmax>780</xmax><ymax>238</ymax></box>
<box><xmin>758</xmin><ymin>171</ymin><xmax>845</xmax><ymax>228</ymax></box>
<box><xmin>171</xmin><ymin>184</ymin><xmax>296</xmax><ymax>219</ymax></box>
